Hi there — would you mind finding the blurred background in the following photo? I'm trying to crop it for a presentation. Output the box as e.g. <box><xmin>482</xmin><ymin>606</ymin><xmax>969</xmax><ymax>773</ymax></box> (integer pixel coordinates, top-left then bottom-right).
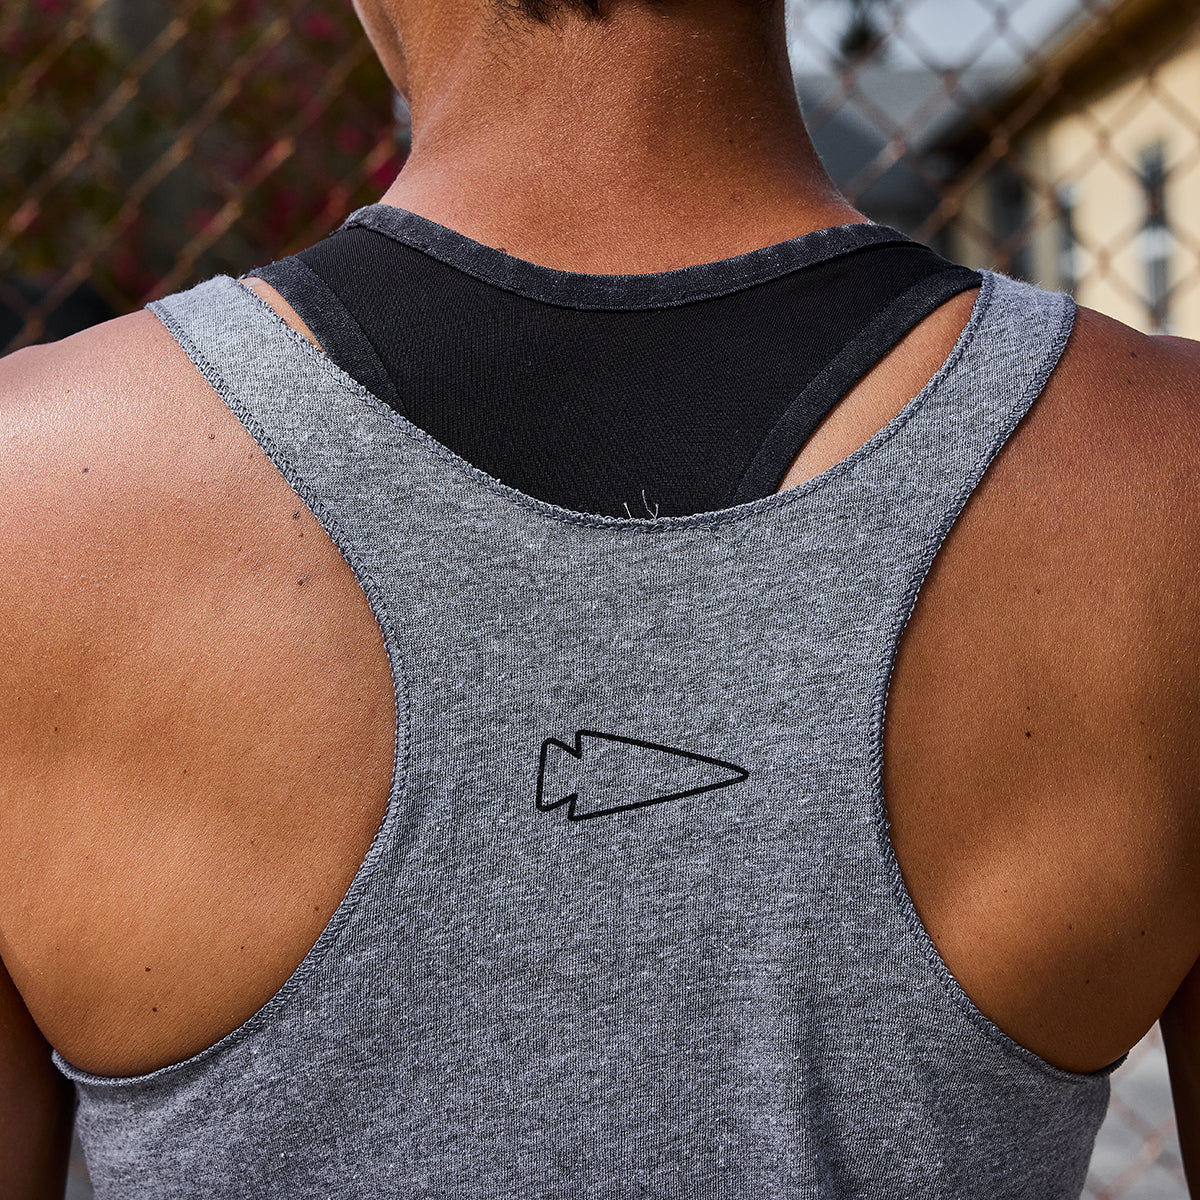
<box><xmin>1</xmin><ymin>1</ymin><xmax>1194</xmax><ymax>1197</ymax></box>
<box><xmin>5</xmin><ymin>0</ymin><xmax>1200</xmax><ymax>354</ymax></box>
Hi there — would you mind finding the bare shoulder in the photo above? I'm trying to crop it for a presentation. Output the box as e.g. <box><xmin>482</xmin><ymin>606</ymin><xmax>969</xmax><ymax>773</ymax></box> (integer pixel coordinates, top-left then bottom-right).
<box><xmin>1031</xmin><ymin>300</ymin><xmax>1198</xmax><ymax>632</ymax></box>
<box><xmin>0</xmin><ymin>306</ymin><xmax>198</xmax><ymax>422</ymax></box>
<box><xmin>0</xmin><ymin>302</ymin><xmax>351</xmax><ymax>751</ymax></box>
<box><xmin>0</xmin><ymin>304</ymin><xmax>394</xmax><ymax>1075</ymax></box>
<box><xmin>0</xmin><ymin>308</ymin><xmax>229</xmax><ymax>524</ymax></box>
<box><xmin>0</xmin><ymin>300</ymin><xmax>344</xmax><ymax>795</ymax></box>
<box><xmin>0</xmin><ymin>308</ymin><xmax>245</xmax><ymax>674</ymax></box>
<box><xmin>988</xmin><ymin>298</ymin><xmax>1200</xmax><ymax>836</ymax></box>
<box><xmin>1045</xmin><ymin>304</ymin><xmax>1200</xmax><ymax>474</ymax></box>
<box><xmin>992</xmin><ymin>303</ymin><xmax>1200</xmax><ymax>581</ymax></box>
<box><xmin>0</xmin><ymin>309</ymin><xmax>251</xmax><ymax>815</ymax></box>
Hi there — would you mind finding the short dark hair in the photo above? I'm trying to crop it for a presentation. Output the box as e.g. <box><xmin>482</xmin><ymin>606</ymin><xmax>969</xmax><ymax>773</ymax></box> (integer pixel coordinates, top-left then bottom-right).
<box><xmin>496</xmin><ymin>0</ymin><xmax>773</xmax><ymax>28</ymax></box>
<box><xmin>496</xmin><ymin>0</ymin><xmax>607</xmax><ymax>24</ymax></box>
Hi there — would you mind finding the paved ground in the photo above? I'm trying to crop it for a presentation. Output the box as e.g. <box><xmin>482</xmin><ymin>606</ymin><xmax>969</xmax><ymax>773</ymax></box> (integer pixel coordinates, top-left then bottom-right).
<box><xmin>64</xmin><ymin>1028</ymin><xmax>1187</xmax><ymax>1197</ymax></box>
<box><xmin>1083</xmin><ymin>1025</ymin><xmax>1186</xmax><ymax>1199</ymax></box>
<box><xmin>64</xmin><ymin>1147</ymin><xmax>91</xmax><ymax>1200</ymax></box>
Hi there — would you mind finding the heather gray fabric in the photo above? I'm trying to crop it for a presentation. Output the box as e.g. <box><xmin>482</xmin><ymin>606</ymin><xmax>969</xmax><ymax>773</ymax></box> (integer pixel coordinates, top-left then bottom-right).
<box><xmin>56</xmin><ymin>267</ymin><xmax>1117</xmax><ymax>1198</ymax></box>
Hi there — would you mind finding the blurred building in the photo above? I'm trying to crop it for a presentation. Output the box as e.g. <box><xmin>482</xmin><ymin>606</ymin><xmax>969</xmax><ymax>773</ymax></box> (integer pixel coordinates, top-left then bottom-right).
<box><xmin>937</xmin><ymin>0</ymin><xmax>1200</xmax><ymax>336</ymax></box>
<box><xmin>795</xmin><ymin>61</ymin><xmax>1008</xmax><ymax>248</ymax></box>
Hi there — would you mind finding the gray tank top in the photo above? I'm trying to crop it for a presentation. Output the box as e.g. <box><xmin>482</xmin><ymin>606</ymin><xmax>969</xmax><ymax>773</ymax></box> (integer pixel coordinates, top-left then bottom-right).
<box><xmin>55</xmin><ymin>251</ymin><xmax>1118</xmax><ymax>1198</ymax></box>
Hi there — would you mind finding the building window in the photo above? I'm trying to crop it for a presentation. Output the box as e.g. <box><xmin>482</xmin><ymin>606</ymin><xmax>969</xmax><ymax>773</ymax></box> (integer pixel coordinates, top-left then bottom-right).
<box><xmin>989</xmin><ymin>163</ymin><xmax>1032</xmax><ymax>281</ymax></box>
<box><xmin>1056</xmin><ymin>184</ymin><xmax>1078</xmax><ymax>296</ymax></box>
<box><xmin>1139</xmin><ymin>144</ymin><xmax>1171</xmax><ymax>333</ymax></box>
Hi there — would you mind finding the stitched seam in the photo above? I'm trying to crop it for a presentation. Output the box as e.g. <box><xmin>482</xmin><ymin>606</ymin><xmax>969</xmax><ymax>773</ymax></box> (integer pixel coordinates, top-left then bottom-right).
<box><xmin>339</xmin><ymin>205</ymin><xmax>915</xmax><ymax>311</ymax></box>
<box><xmin>232</xmin><ymin>272</ymin><xmax>999</xmax><ymax>533</ymax></box>
<box><xmin>867</xmin><ymin>289</ymin><xmax>1124</xmax><ymax>1086</ymax></box>
<box><xmin>53</xmin><ymin>300</ymin><xmax>416</xmax><ymax>1090</ymax></box>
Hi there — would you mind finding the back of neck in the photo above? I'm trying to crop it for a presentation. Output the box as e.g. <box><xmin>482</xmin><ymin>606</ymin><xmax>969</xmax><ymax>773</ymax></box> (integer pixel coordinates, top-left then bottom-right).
<box><xmin>380</xmin><ymin>0</ymin><xmax>864</xmax><ymax>272</ymax></box>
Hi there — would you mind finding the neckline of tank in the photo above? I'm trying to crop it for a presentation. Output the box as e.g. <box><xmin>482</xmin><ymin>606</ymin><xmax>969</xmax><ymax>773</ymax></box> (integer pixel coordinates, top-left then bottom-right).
<box><xmin>336</xmin><ymin>203</ymin><xmax>918</xmax><ymax>312</ymax></box>
<box><xmin>223</xmin><ymin>268</ymin><xmax>997</xmax><ymax>532</ymax></box>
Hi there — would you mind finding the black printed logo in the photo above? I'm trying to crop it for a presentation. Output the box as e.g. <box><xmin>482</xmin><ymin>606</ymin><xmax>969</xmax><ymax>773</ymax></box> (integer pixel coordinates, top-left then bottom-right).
<box><xmin>535</xmin><ymin>729</ymin><xmax>748</xmax><ymax>821</ymax></box>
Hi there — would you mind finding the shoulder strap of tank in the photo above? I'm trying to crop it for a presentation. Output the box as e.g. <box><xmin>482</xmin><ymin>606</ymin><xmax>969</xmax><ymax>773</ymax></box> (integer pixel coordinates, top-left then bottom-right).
<box><xmin>729</xmin><ymin>264</ymin><xmax>983</xmax><ymax>504</ymax></box>
<box><xmin>148</xmin><ymin>272</ymin><xmax>447</xmax><ymax>522</ymax></box>
<box><xmin>149</xmin><ymin>272</ymin><xmax>395</xmax><ymax>450</ymax></box>
<box><xmin>918</xmin><ymin>270</ymin><xmax>1073</xmax><ymax>473</ymax></box>
<box><xmin>840</xmin><ymin>270</ymin><xmax>1073</xmax><ymax>499</ymax></box>
<box><xmin>789</xmin><ymin>270</ymin><xmax>1074</xmax><ymax>614</ymax></box>
<box><xmin>248</xmin><ymin>257</ymin><xmax>404</xmax><ymax>414</ymax></box>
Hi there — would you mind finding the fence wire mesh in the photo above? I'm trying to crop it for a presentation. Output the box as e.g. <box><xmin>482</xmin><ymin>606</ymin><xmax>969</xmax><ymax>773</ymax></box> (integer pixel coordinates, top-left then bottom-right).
<box><xmin>3</xmin><ymin>1</ymin><xmax>1197</xmax><ymax>1196</ymax></box>
<box><xmin>1</xmin><ymin>0</ymin><xmax>406</xmax><ymax>352</ymax></box>
<box><xmin>790</xmin><ymin>0</ymin><xmax>1200</xmax><ymax>338</ymax></box>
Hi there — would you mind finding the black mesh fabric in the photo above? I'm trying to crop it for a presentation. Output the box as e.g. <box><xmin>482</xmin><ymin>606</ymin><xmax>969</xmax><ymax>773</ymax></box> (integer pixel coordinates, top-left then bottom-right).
<box><xmin>283</xmin><ymin>226</ymin><xmax>979</xmax><ymax>518</ymax></box>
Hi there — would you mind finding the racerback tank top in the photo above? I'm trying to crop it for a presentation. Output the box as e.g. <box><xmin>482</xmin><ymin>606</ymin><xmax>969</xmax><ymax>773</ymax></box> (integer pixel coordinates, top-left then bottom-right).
<box><xmin>55</xmin><ymin>252</ymin><xmax>1117</xmax><ymax>1199</ymax></box>
<box><xmin>250</xmin><ymin>205</ymin><xmax>981</xmax><ymax>517</ymax></box>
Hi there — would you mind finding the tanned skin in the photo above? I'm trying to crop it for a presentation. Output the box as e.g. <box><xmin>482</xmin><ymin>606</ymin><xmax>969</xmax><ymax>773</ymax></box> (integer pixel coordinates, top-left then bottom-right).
<box><xmin>1</xmin><ymin>0</ymin><xmax>1198</xmax><ymax>1193</ymax></box>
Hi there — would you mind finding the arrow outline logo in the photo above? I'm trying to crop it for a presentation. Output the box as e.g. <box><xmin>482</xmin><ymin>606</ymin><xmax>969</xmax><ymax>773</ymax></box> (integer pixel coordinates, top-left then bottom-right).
<box><xmin>535</xmin><ymin>729</ymin><xmax>749</xmax><ymax>821</ymax></box>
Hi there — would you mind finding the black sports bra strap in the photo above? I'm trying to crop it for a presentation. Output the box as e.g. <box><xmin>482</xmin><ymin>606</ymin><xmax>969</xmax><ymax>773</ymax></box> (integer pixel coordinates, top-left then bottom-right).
<box><xmin>728</xmin><ymin>265</ymin><xmax>980</xmax><ymax>504</ymax></box>
<box><xmin>248</xmin><ymin>256</ymin><xmax>405</xmax><ymax>414</ymax></box>
<box><xmin>247</xmin><ymin>211</ymin><xmax>984</xmax><ymax>517</ymax></box>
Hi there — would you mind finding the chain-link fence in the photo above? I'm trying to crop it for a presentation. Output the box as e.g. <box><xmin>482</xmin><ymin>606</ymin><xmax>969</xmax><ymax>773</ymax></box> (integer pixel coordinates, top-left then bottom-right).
<box><xmin>1088</xmin><ymin>1028</ymin><xmax>1186</xmax><ymax>1199</ymax></box>
<box><xmin>791</xmin><ymin>0</ymin><xmax>1200</xmax><ymax>338</ymax></box>
<box><xmin>0</xmin><ymin>0</ymin><xmax>406</xmax><ymax>352</ymax></box>
<box><xmin>4</xmin><ymin>0</ymin><xmax>1198</xmax><ymax>1196</ymax></box>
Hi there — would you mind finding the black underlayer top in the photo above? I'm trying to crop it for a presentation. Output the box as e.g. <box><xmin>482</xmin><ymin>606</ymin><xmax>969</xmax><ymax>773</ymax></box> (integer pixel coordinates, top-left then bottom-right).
<box><xmin>251</xmin><ymin>204</ymin><xmax>980</xmax><ymax>519</ymax></box>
